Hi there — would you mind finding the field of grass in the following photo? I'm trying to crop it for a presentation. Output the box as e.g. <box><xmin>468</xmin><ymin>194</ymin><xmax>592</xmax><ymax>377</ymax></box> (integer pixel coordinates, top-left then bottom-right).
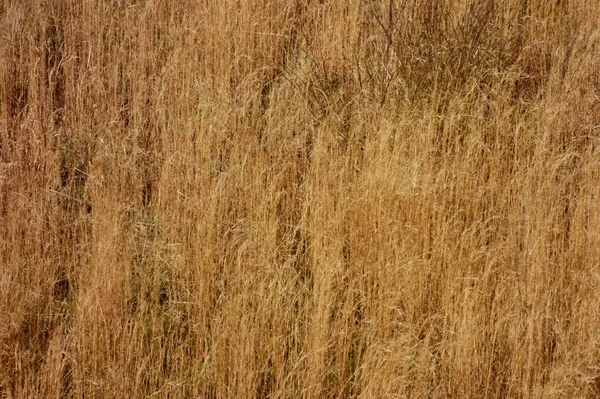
<box><xmin>2</xmin><ymin>0</ymin><xmax>600</xmax><ymax>397</ymax></box>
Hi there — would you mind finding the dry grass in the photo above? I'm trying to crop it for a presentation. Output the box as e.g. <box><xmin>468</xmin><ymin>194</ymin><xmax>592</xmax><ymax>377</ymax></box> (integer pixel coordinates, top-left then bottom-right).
<box><xmin>2</xmin><ymin>0</ymin><xmax>600</xmax><ymax>397</ymax></box>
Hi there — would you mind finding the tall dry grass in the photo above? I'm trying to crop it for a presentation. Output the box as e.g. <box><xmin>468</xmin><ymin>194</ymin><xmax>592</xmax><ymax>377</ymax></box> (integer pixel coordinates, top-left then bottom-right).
<box><xmin>1</xmin><ymin>0</ymin><xmax>600</xmax><ymax>397</ymax></box>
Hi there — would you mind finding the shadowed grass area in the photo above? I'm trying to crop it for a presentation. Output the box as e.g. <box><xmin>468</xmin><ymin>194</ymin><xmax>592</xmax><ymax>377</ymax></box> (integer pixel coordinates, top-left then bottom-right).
<box><xmin>2</xmin><ymin>0</ymin><xmax>600</xmax><ymax>397</ymax></box>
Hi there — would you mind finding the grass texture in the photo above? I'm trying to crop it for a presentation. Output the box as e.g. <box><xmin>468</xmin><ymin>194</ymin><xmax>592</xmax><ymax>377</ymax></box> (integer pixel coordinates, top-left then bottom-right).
<box><xmin>1</xmin><ymin>0</ymin><xmax>600</xmax><ymax>397</ymax></box>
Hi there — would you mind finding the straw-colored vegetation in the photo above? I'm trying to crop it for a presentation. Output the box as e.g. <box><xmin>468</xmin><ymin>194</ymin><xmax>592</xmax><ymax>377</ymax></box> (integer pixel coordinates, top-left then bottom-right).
<box><xmin>2</xmin><ymin>0</ymin><xmax>600</xmax><ymax>397</ymax></box>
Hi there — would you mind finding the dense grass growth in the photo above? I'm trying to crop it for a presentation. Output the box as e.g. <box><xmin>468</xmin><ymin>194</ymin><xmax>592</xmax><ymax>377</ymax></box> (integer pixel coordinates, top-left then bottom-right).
<box><xmin>2</xmin><ymin>0</ymin><xmax>600</xmax><ymax>397</ymax></box>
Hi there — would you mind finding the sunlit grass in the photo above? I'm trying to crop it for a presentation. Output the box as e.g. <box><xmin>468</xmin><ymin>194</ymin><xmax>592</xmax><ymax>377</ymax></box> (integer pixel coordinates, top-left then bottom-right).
<box><xmin>1</xmin><ymin>1</ymin><xmax>600</xmax><ymax>397</ymax></box>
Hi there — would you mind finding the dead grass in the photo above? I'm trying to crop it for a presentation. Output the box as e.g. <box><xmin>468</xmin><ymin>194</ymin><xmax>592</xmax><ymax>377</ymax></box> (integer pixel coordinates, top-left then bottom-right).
<box><xmin>2</xmin><ymin>0</ymin><xmax>600</xmax><ymax>397</ymax></box>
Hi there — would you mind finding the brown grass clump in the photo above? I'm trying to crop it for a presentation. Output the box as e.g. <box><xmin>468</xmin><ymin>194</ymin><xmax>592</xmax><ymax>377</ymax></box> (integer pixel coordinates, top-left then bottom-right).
<box><xmin>2</xmin><ymin>0</ymin><xmax>600</xmax><ymax>397</ymax></box>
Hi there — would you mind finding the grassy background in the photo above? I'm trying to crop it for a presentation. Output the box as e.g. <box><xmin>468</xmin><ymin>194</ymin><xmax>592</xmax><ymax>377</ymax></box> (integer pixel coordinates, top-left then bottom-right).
<box><xmin>1</xmin><ymin>0</ymin><xmax>600</xmax><ymax>397</ymax></box>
